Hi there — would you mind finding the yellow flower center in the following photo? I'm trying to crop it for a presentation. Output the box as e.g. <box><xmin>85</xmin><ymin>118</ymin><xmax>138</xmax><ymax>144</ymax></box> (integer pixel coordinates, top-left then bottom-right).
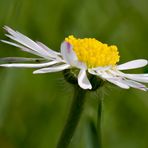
<box><xmin>65</xmin><ymin>35</ymin><xmax>120</xmax><ymax>68</ymax></box>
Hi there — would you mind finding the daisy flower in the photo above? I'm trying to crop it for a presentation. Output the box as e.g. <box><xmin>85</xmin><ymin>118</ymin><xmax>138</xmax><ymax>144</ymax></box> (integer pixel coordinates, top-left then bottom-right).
<box><xmin>0</xmin><ymin>26</ymin><xmax>148</xmax><ymax>91</ymax></box>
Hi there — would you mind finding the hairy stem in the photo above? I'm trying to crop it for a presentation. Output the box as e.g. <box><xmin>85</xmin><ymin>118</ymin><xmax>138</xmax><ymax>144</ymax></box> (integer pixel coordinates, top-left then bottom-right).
<box><xmin>57</xmin><ymin>86</ymin><xmax>86</xmax><ymax>148</ymax></box>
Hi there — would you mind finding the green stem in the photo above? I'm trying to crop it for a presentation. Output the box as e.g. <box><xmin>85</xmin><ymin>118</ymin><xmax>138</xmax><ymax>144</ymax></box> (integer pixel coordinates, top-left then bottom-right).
<box><xmin>57</xmin><ymin>86</ymin><xmax>86</xmax><ymax>148</ymax></box>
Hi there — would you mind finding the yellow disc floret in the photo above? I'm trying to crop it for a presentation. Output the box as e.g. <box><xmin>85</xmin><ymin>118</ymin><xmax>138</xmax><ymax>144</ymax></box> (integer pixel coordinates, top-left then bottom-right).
<box><xmin>65</xmin><ymin>35</ymin><xmax>120</xmax><ymax>68</ymax></box>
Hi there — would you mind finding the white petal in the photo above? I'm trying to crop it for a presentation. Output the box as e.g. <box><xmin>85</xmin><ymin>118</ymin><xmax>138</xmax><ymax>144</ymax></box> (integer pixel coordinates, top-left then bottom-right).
<box><xmin>96</xmin><ymin>70</ymin><xmax>113</xmax><ymax>79</ymax></box>
<box><xmin>89</xmin><ymin>69</ymin><xmax>130</xmax><ymax>89</ymax></box>
<box><xmin>4</xmin><ymin>33</ymin><xmax>50</xmax><ymax>58</ymax></box>
<box><xmin>124</xmin><ymin>73</ymin><xmax>148</xmax><ymax>77</ymax></box>
<box><xmin>76</xmin><ymin>61</ymin><xmax>87</xmax><ymax>69</ymax></box>
<box><xmin>0</xmin><ymin>61</ymin><xmax>59</xmax><ymax>68</ymax></box>
<box><xmin>36</xmin><ymin>41</ymin><xmax>60</xmax><ymax>55</ymax></box>
<box><xmin>88</xmin><ymin>69</ymin><xmax>98</xmax><ymax>75</ymax></box>
<box><xmin>4</xmin><ymin>26</ymin><xmax>59</xmax><ymax>59</ymax></box>
<box><xmin>109</xmin><ymin>70</ymin><xmax>148</xmax><ymax>85</ymax></box>
<box><xmin>78</xmin><ymin>69</ymin><xmax>92</xmax><ymax>89</ymax></box>
<box><xmin>60</xmin><ymin>41</ymin><xmax>86</xmax><ymax>69</ymax></box>
<box><xmin>88</xmin><ymin>69</ymin><xmax>114</xmax><ymax>81</ymax></box>
<box><xmin>117</xmin><ymin>59</ymin><xmax>148</xmax><ymax>70</ymax></box>
<box><xmin>61</xmin><ymin>41</ymin><xmax>78</xmax><ymax>65</ymax></box>
<box><xmin>107</xmin><ymin>78</ymin><xmax>130</xmax><ymax>89</ymax></box>
<box><xmin>124</xmin><ymin>74</ymin><xmax>148</xmax><ymax>83</ymax></box>
<box><xmin>123</xmin><ymin>79</ymin><xmax>148</xmax><ymax>91</ymax></box>
<box><xmin>1</xmin><ymin>40</ymin><xmax>41</xmax><ymax>57</ymax></box>
<box><xmin>92</xmin><ymin>66</ymin><xmax>111</xmax><ymax>71</ymax></box>
<box><xmin>0</xmin><ymin>57</ymin><xmax>44</xmax><ymax>63</ymax></box>
<box><xmin>33</xmin><ymin>64</ymin><xmax>70</xmax><ymax>74</ymax></box>
<box><xmin>111</xmin><ymin>70</ymin><xmax>148</xmax><ymax>83</ymax></box>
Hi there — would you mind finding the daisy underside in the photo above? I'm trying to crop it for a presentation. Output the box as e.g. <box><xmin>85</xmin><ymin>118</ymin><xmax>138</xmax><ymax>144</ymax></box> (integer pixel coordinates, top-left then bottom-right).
<box><xmin>0</xmin><ymin>26</ymin><xmax>148</xmax><ymax>91</ymax></box>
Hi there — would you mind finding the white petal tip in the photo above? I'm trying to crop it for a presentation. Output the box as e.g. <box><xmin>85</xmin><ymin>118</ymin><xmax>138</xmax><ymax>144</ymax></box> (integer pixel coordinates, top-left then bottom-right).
<box><xmin>33</xmin><ymin>70</ymin><xmax>42</xmax><ymax>74</ymax></box>
<box><xmin>142</xmin><ymin>88</ymin><xmax>148</xmax><ymax>91</ymax></box>
<box><xmin>3</xmin><ymin>25</ymin><xmax>8</xmax><ymax>30</ymax></box>
<box><xmin>78</xmin><ymin>69</ymin><xmax>92</xmax><ymax>90</ymax></box>
<box><xmin>117</xmin><ymin>59</ymin><xmax>148</xmax><ymax>70</ymax></box>
<box><xmin>33</xmin><ymin>71</ymin><xmax>43</xmax><ymax>74</ymax></box>
<box><xmin>81</xmin><ymin>85</ymin><xmax>92</xmax><ymax>90</ymax></box>
<box><xmin>135</xmin><ymin>88</ymin><xmax>148</xmax><ymax>91</ymax></box>
<box><xmin>0</xmin><ymin>64</ymin><xmax>9</xmax><ymax>67</ymax></box>
<box><xmin>3</xmin><ymin>26</ymin><xmax>11</xmax><ymax>32</ymax></box>
<box><xmin>88</xmin><ymin>86</ymin><xmax>92</xmax><ymax>90</ymax></box>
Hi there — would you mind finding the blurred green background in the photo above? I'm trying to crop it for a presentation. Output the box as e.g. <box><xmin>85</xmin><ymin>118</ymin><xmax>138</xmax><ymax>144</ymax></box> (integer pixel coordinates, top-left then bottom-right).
<box><xmin>0</xmin><ymin>0</ymin><xmax>148</xmax><ymax>148</ymax></box>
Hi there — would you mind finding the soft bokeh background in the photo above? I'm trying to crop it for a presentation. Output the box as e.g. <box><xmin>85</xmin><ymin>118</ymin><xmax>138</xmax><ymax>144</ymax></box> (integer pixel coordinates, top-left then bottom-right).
<box><xmin>0</xmin><ymin>0</ymin><xmax>148</xmax><ymax>148</ymax></box>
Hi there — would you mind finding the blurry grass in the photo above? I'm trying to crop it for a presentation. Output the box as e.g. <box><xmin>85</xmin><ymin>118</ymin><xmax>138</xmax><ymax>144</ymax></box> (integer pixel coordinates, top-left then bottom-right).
<box><xmin>0</xmin><ymin>0</ymin><xmax>148</xmax><ymax>148</ymax></box>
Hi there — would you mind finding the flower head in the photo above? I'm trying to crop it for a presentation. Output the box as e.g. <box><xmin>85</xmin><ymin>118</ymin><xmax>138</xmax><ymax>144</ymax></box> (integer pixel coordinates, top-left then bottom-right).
<box><xmin>0</xmin><ymin>26</ymin><xmax>148</xmax><ymax>91</ymax></box>
<box><xmin>65</xmin><ymin>35</ymin><xmax>120</xmax><ymax>68</ymax></box>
